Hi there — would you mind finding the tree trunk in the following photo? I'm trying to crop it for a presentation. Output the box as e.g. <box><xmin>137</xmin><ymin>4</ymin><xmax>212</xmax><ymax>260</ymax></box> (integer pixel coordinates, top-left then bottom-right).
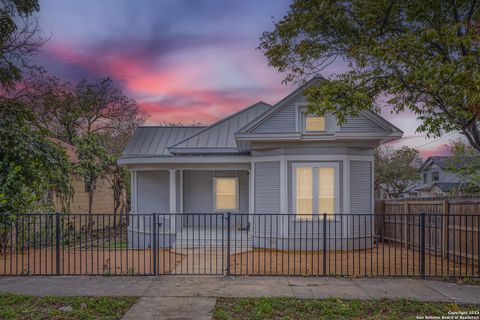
<box><xmin>88</xmin><ymin>189</ymin><xmax>94</xmax><ymax>235</ymax></box>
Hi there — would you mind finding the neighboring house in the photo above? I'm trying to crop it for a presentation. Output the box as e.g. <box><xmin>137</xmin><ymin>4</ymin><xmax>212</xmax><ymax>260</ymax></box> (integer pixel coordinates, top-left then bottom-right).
<box><xmin>49</xmin><ymin>138</ymin><xmax>124</xmax><ymax>215</ymax></box>
<box><xmin>408</xmin><ymin>156</ymin><xmax>460</xmax><ymax>197</ymax></box>
<box><xmin>118</xmin><ymin>76</ymin><xmax>403</xmax><ymax>249</ymax></box>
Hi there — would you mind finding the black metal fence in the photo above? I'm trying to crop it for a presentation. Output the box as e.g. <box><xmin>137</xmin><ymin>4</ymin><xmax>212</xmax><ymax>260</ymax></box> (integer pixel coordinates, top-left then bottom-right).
<box><xmin>0</xmin><ymin>213</ymin><xmax>478</xmax><ymax>278</ymax></box>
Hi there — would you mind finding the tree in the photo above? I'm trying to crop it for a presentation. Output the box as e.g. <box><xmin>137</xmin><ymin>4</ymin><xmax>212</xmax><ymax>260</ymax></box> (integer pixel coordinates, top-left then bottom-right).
<box><xmin>375</xmin><ymin>146</ymin><xmax>421</xmax><ymax>198</ymax></box>
<box><xmin>22</xmin><ymin>70</ymin><xmax>80</xmax><ymax>144</ymax></box>
<box><xmin>0</xmin><ymin>101</ymin><xmax>71</xmax><ymax>213</ymax></box>
<box><xmin>259</xmin><ymin>0</ymin><xmax>480</xmax><ymax>151</ymax></box>
<box><xmin>1</xmin><ymin>0</ymin><xmax>43</xmax><ymax>91</ymax></box>
<box><xmin>75</xmin><ymin>78</ymin><xmax>146</xmax><ymax>137</ymax></box>
<box><xmin>73</xmin><ymin>133</ymin><xmax>113</xmax><ymax>231</ymax></box>
<box><xmin>25</xmin><ymin>74</ymin><xmax>146</xmax><ymax>219</ymax></box>
<box><xmin>445</xmin><ymin>140</ymin><xmax>480</xmax><ymax>194</ymax></box>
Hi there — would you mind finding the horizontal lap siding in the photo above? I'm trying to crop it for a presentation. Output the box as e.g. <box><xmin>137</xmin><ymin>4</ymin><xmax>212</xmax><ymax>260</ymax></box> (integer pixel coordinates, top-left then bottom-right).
<box><xmin>137</xmin><ymin>171</ymin><xmax>169</xmax><ymax>213</ymax></box>
<box><xmin>136</xmin><ymin>171</ymin><xmax>169</xmax><ymax>231</ymax></box>
<box><xmin>340</xmin><ymin>115</ymin><xmax>384</xmax><ymax>132</ymax></box>
<box><xmin>254</xmin><ymin>162</ymin><xmax>280</xmax><ymax>213</ymax></box>
<box><xmin>350</xmin><ymin>161</ymin><xmax>373</xmax><ymax>237</ymax></box>
<box><xmin>254</xmin><ymin>162</ymin><xmax>281</xmax><ymax>236</ymax></box>
<box><xmin>253</xmin><ymin>103</ymin><xmax>297</xmax><ymax>133</ymax></box>
<box><xmin>183</xmin><ymin>170</ymin><xmax>249</xmax><ymax>227</ymax></box>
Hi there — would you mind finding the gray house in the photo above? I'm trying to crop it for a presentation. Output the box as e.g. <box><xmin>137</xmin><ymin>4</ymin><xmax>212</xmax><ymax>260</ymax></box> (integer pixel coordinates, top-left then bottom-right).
<box><xmin>408</xmin><ymin>156</ymin><xmax>461</xmax><ymax>197</ymax></box>
<box><xmin>119</xmin><ymin>76</ymin><xmax>403</xmax><ymax>249</ymax></box>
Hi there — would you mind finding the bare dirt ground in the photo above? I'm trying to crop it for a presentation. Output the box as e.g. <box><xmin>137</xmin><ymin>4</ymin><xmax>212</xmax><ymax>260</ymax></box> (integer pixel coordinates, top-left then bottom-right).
<box><xmin>0</xmin><ymin>249</ymin><xmax>184</xmax><ymax>275</ymax></box>
<box><xmin>229</xmin><ymin>243</ymin><xmax>479</xmax><ymax>277</ymax></box>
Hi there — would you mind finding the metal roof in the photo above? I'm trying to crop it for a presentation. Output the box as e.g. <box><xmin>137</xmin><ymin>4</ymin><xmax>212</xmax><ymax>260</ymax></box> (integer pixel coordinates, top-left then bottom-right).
<box><xmin>168</xmin><ymin>102</ymin><xmax>271</xmax><ymax>154</ymax></box>
<box><xmin>121</xmin><ymin>126</ymin><xmax>206</xmax><ymax>157</ymax></box>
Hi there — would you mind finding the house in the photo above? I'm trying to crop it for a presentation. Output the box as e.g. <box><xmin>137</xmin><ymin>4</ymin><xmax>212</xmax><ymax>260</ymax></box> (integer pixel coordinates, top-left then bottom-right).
<box><xmin>118</xmin><ymin>76</ymin><xmax>403</xmax><ymax>249</ymax></box>
<box><xmin>49</xmin><ymin>138</ymin><xmax>125</xmax><ymax>215</ymax></box>
<box><xmin>407</xmin><ymin>156</ymin><xmax>461</xmax><ymax>197</ymax></box>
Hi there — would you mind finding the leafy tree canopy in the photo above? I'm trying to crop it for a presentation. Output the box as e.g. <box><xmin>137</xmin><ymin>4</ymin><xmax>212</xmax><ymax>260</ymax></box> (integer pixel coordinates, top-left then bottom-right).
<box><xmin>0</xmin><ymin>101</ymin><xmax>71</xmax><ymax>213</ymax></box>
<box><xmin>375</xmin><ymin>146</ymin><xmax>421</xmax><ymax>198</ymax></box>
<box><xmin>445</xmin><ymin>140</ymin><xmax>480</xmax><ymax>193</ymax></box>
<box><xmin>23</xmin><ymin>71</ymin><xmax>147</xmax><ymax>145</ymax></box>
<box><xmin>73</xmin><ymin>132</ymin><xmax>114</xmax><ymax>217</ymax></box>
<box><xmin>260</xmin><ymin>0</ymin><xmax>480</xmax><ymax>151</ymax></box>
<box><xmin>0</xmin><ymin>0</ymin><xmax>41</xmax><ymax>90</ymax></box>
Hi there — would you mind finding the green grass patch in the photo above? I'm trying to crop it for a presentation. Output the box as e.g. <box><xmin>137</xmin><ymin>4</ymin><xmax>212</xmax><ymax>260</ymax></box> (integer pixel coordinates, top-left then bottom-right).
<box><xmin>213</xmin><ymin>297</ymin><xmax>479</xmax><ymax>320</ymax></box>
<box><xmin>0</xmin><ymin>292</ymin><xmax>137</xmax><ymax>320</ymax></box>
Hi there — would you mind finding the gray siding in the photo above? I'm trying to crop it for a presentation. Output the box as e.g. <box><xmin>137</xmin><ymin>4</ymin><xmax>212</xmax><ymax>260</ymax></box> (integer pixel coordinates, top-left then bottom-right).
<box><xmin>253</xmin><ymin>103</ymin><xmax>297</xmax><ymax>133</ymax></box>
<box><xmin>339</xmin><ymin>115</ymin><xmax>384</xmax><ymax>132</ymax></box>
<box><xmin>254</xmin><ymin>161</ymin><xmax>281</xmax><ymax>213</ymax></box>
<box><xmin>183</xmin><ymin>170</ymin><xmax>249</xmax><ymax>227</ymax></box>
<box><xmin>253</xmin><ymin>161</ymin><xmax>281</xmax><ymax>237</ymax></box>
<box><xmin>350</xmin><ymin>161</ymin><xmax>373</xmax><ymax>237</ymax></box>
<box><xmin>422</xmin><ymin>164</ymin><xmax>460</xmax><ymax>184</ymax></box>
<box><xmin>137</xmin><ymin>171</ymin><xmax>169</xmax><ymax>214</ymax></box>
<box><xmin>251</xmin><ymin>100</ymin><xmax>384</xmax><ymax>135</ymax></box>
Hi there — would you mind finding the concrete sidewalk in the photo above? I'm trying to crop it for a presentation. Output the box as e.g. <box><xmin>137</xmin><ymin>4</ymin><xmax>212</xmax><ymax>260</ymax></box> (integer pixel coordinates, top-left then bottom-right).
<box><xmin>0</xmin><ymin>276</ymin><xmax>479</xmax><ymax>319</ymax></box>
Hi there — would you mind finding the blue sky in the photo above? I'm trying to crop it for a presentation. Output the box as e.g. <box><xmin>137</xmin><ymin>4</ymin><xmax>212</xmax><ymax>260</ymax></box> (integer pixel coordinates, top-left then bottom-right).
<box><xmin>35</xmin><ymin>0</ymin><xmax>454</xmax><ymax>157</ymax></box>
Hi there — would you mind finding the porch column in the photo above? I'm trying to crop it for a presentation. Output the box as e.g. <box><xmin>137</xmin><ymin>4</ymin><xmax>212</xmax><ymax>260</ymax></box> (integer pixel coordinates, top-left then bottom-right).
<box><xmin>169</xmin><ymin>169</ymin><xmax>177</xmax><ymax>232</ymax></box>
<box><xmin>280</xmin><ymin>156</ymin><xmax>288</xmax><ymax>237</ymax></box>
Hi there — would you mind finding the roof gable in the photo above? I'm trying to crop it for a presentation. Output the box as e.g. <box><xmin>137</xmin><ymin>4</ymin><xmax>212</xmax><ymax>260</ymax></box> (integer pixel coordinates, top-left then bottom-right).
<box><xmin>168</xmin><ymin>102</ymin><xmax>271</xmax><ymax>154</ymax></box>
<box><xmin>236</xmin><ymin>76</ymin><xmax>402</xmax><ymax>142</ymax></box>
<box><xmin>237</xmin><ymin>76</ymin><xmax>325</xmax><ymax>134</ymax></box>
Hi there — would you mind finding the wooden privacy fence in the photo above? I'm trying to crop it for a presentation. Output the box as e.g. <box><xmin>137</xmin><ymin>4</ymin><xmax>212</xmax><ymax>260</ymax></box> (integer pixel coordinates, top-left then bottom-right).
<box><xmin>375</xmin><ymin>196</ymin><xmax>480</xmax><ymax>267</ymax></box>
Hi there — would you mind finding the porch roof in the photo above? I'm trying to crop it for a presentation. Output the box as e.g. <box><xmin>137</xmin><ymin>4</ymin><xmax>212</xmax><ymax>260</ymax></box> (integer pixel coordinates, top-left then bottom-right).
<box><xmin>121</xmin><ymin>126</ymin><xmax>205</xmax><ymax>158</ymax></box>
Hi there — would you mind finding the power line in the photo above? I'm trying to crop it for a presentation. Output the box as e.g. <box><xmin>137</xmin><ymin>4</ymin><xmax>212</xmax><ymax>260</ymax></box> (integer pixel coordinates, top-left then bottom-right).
<box><xmin>414</xmin><ymin>132</ymin><xmax>456</xmax><ymax>148</ymax></box>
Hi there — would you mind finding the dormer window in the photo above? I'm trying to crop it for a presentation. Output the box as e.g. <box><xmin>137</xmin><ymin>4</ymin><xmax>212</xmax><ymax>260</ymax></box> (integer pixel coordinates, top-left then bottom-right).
<box><xmin>305</xmin><ymin>115</ymin><xmax>326</xmax><ymax>132</ymax></box>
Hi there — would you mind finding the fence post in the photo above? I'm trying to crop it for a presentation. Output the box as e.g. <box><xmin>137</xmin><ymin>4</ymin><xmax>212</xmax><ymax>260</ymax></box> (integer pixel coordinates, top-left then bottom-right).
<box><xmin>55</xmin><ymin>212</ymin><xmax>60</xmax><ymax>275</ymax></box>
<box><xmin>404</xmin><ymin>201</ymin><xmax>409</xmax><ymax>249</ymax></box>
<box><xmin>323</xmin><ymin>212</ymin><xmax>327</xmax><ymax>276</ymax></box>
<box><xmin>226</xmin><ymin>212</ymin><xmax>231</xmax><ymax>276</ymax></box>
<box><xmin>442</xmin><ymin>199</ymin><xmax>449</xmax><ymax>259</ymax></box>
<box><xmin>420</xmin><ymin>211</ymin><xmax>426</xmax><ymax>278</ymax></box>
<box><xmin>152</xmin><ymin>213</ymin><xmax>157</xmax><ymax>276</ymax></box>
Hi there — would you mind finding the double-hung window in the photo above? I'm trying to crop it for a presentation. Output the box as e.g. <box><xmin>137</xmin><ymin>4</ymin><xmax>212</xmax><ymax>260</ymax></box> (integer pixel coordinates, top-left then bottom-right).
<box><xmin>214</xmin><ymin>177</ymin><xmax>238</xmax><ymax>211</ymax></box>
<box><xmin>293</xmin><ymin>163</ymin><xmax>338</xmax><ymax>220</ymax></box>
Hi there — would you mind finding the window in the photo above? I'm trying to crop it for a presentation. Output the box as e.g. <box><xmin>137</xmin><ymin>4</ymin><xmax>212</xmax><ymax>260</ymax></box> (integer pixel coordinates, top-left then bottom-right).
<box><xmin>294</xmin><ymin>164</ymin><xmax>337</xmax><ymax>220</ymax></box>
<box><xmin>432</xmin><ymin>172</ymin><xmax>439</xmax><ymax>182</ymax></box>
<box><xmin>305</xmin><ymin>115</ymin><xmax>326</xmax><ymax>132</ymax></box>
<box><xmin>423</xmin><ymin>172</ymin><xmax>427</xmax><ymax>183</ymax></box>
<box><xmin>214</xmin><ymin>177</ymin><xmax>238</xmax><ymax>211</ymax></box>
<box><xmin>296</xmin><ymin>167</ymin><xmax>313</xmax><ymax>217</ymax></box>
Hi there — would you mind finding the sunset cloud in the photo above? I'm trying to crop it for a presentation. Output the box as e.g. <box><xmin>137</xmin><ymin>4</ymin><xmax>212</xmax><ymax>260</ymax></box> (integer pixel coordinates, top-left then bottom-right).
<box><xmin>35</xmin><ymin>0</ymin><xmax>453</xmax><ymax>158</ymax></box>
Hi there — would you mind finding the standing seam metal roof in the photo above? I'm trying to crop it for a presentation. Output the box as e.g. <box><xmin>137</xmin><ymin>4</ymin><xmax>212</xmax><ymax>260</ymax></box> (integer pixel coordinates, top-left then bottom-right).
<box><xmin>167</xmin><ymin>101</ymin><xmax>271</xmax><ymax>152</ymax></box>
<box><xmin>121</xmin><ymin>126</ymin><xmax>206</xmax><ymax>157</ymax></box>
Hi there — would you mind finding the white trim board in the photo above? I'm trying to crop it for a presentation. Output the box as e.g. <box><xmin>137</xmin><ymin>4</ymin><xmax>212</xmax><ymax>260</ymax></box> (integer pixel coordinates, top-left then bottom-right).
<box><xmin>118</xmin><ymin>155</ymin><xmax>251</xmax><ymax>165</ymax></box>
<box><xmin>252</xmin><ymin>155</ymin><xmax>374</xmax><ymax>162</ymax></box>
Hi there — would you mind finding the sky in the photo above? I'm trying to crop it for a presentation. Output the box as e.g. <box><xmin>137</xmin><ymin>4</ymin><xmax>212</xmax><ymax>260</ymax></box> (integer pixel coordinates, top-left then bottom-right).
<box><xmin>35</xmin><ymin>0</ymin><xmax>456</xmax><ymax>158</ymax></box>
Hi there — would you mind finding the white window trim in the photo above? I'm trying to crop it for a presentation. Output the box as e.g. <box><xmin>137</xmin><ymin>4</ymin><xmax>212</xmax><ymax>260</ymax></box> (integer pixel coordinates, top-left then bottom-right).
<box><xmin>292</xmin><ymin>162</ymin><xmax>340</xmax><ymax>221</ymax></box>
<box><xmin>213</xmin><ymin>177</ymin><xmax>239</xmax><ymax>212</ymax></box>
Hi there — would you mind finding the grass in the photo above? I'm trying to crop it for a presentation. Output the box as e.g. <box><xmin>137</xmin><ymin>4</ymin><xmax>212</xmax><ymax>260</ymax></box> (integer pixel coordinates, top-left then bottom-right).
<box><xmin>0</xmin><ymin>292</ymin><xmax>137</xmax><ymax>320</ymax></box>
<box><xmin>213</xmin><ymin>297</ymin><xmax>480</xmax><ymax>320</ymax></box>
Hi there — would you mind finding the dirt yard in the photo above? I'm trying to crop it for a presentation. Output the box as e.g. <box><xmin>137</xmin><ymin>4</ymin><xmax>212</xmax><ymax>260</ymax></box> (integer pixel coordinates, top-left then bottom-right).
<box><xmin>229</xmin><ymin>243</ymin><xmax>479</xmax><ymax>277</ymax></box>
<box><xmin>0</xmin><ymin>248</ymin><xmax>184</xmax><ymax>275</ymax></box>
